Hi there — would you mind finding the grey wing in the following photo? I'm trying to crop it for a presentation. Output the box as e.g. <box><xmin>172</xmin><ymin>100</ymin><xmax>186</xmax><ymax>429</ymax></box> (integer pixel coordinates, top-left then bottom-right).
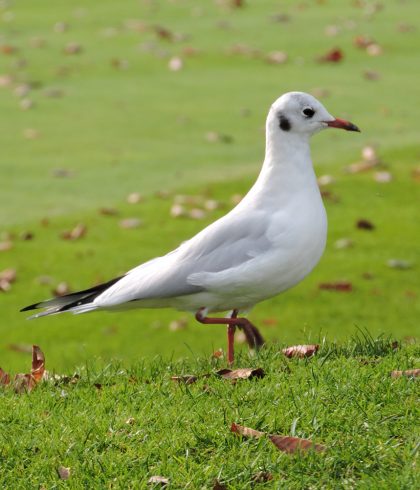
<box><xmin>94</xmin><ymin>209</ymin><xmax>272</xmax><ymax>307</ymax></box>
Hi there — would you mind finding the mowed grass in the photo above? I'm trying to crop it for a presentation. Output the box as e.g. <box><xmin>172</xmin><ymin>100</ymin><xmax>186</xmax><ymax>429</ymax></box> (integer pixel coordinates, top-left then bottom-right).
<box><xmin>0</xmin><ymin>0</ymin><xmax>419</xmax><ymax>371</ymax></box>
<box><xmin>1</xmin><ymin>341</ymin><xmax>419</xmax><ymax>488</ymax></box>
<box><xmin>0</xmin><ymin>1</ymin><xmax>419</xmax><ymax>487</ymax></box>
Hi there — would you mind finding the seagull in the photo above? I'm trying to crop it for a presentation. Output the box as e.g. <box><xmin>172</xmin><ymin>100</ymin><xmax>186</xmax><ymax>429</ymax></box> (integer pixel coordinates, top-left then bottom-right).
<box><xmin>21</xmin><ymin>92</ymin><xmax>360</xmax><ymax>364</ymax></box>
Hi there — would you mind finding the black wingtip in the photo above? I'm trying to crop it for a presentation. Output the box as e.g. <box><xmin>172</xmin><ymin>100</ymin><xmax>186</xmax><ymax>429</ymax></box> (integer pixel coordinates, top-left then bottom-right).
<box><xmin>20</xmin><ymin>303</ymin><xmax>40</xmax><ymax>312</ymax></box>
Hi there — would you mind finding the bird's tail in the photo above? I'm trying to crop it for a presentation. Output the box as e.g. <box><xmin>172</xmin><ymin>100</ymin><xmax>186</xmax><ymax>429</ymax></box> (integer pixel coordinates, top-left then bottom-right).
<box><xmin>20</xmin><ymin>276</ymin><xmax>124</xmax><ymax>319</ymax></box>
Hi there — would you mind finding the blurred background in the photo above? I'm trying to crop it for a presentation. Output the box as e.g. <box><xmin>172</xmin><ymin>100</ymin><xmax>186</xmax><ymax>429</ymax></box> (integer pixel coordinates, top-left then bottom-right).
<box><xmin>0</xmin><ymin>0</ymin><xmax>419</xmax><ymax>371</ymax></box>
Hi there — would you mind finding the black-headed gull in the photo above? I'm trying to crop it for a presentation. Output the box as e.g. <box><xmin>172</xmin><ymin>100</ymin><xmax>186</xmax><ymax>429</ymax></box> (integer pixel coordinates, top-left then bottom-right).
<box><xmin>22</xmin><ymin>92</ymin><xmax>360</xmax><ymax>364</ymax></box>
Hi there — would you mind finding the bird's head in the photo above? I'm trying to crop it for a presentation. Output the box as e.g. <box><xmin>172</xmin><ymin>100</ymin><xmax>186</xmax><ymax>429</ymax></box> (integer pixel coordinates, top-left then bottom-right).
<box><xmin>267</xmin><ymin>91</ymin><xmax>360</xmax><ymax>137</ymax></box>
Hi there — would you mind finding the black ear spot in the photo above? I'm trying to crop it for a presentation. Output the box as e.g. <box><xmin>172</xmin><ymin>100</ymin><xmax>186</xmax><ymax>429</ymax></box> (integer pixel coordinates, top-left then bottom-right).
<box><xmin>278</xmin><ymin>113</ymin><xmax>291</xmax><ymax>131</ymax></box>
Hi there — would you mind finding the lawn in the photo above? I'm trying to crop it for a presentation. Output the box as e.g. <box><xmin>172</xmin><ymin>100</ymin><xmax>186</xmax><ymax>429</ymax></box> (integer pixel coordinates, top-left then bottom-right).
<box><xmin>0</xmin><ymin>0</ymin><xmax>419</xmax><ymax>485</ymax></box>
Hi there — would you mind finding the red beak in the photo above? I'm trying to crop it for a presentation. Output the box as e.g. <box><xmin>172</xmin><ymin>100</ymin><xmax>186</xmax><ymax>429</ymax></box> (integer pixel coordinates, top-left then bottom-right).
<box><xmin>326</xmin><ymin>117</ymin><xmax>360</xmax><ymax>132</ymax></box>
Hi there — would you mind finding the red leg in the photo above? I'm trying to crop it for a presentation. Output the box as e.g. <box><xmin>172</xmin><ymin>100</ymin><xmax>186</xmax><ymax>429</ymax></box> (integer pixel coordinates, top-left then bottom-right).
<box><xmin>195</xmin><ymin>308</ymin><xmax>265</xmax><ymax>365</ymax></box>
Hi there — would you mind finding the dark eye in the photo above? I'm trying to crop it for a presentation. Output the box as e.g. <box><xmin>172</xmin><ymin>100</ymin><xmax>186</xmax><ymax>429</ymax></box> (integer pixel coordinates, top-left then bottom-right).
<box><xmin>303</xmin><ymin>107</ymin><xmax>315</xmax><ymax>118</ymax></box>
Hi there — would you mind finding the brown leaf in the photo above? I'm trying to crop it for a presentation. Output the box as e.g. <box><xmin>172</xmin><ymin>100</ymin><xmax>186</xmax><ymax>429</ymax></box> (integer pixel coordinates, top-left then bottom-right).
<box><xmin>216</xmin><ymin>368</ymin><xmax>265</xmax><ymax>380</ymax></box>
<box><xmin>390</xmin><ymin>369</ymin><xmax>420</xmax><ymax>378</ymax></box>
<box><xmin>212</xmin><ymin>348</ymin><xmax>224</xmax><ymax>359</ymax></box>
<box><xmin>13</xmin><ymin>373</ymin><xmax>36</xmax><ymax>393</ymax></box>
<box><xmin>57</xmin><ymin>466</ymin><xmax>71</xmax><ymax>480</ymax></box>
<box><xmin>0</xmin><ymin>240</ymin><xmax>13</xmax><ymax>252</ymax></box>
<box><xmin>319</xmin><ymin>281</ymin><xmax>353</xmax><ymax>292</ymax></box>
<box><xmin>99</xmin><ymin>207</ymin><xmax>119</xmax><ymax>216</ymax></box>
<box><xmin>60</xmin><ymin>223</ymin><xmax>86</xmax><ymax>240</ymax></box>
<box><xmin>52</xmin><ymin>282</ymin><xmax>71</xmax><ymax>297</ymax></box>
<box><xmin>7</xmin><ymin>343</ymin><xmax>32</xmax><ymax>353</ymax></box>
<box><xmin>0</xmin><ymin>268</ymin><xmax>16</xmax><ymax>283</ymax></box>
<box><xmin>317</xmin><ymin>47</ymin><xmax>343</xmax><ymax>63</ymax></box>
<box><xmin>213</xmin><ymin>480</ymin><xmax>227</xmax><ymax>490</ymax></box>
<box><xmin>31</xmin><ymin>345</ymin><xmax>45</xmax><ymax>382</ymax></box>
<box><xmin>170</xmin><ymin>375</ymin><xmax>198</xmax><ymax>385</ymax></box>
<box><xmin>356</xmin><ymin>219</ymin><xmax>375</xmax><ymax>230</ymax></box>
<box><xmin>119</xmin><ymin>218</ymin><xmax>142</xmax><ymax>229</ymax></box>
<box><xmin>0</xmin><ymin>367</ymin><xmax>10</xmax><ymax>385</ymax></box>
<box><xmin>269</xmin><ymin>434</ymin><xmax>326</xmax><ymax>453</ymax></box>
<box><xmin>231</xmin><ymin>423</ymin><xmax>326</xmax><ymax>454</ymax></box>
<box><xmin>251</xmin><ymin>471</ymin><xmax>273</xmax><ymax>483</ymax></box>
<box><xmin>148</xmin><ymin>475</ymin><xmax>169</xmax><ymax>486</ymax></box>
<box><xmin>231</xmin><ymin>422</ymin><xmax>265</xmax><ymax>439</ymax></box>
<box><xmin>265</xmin><ymin>51</ymin><xmax>288</xmax><ymax>64</ymax></box>
<box><xmin>127</xmin><ymin>192</ymin><xmax>143</xmax><ymax>204</ymax></box>
<box><xmin>282</xmin><ymin>344</ymin><xmax>319</xmax><ymax>358</ymax></box>
<box><xmin>63</xmin><ymin>42</ymin><xmax>82</xmax><ymax>55</ymax></box>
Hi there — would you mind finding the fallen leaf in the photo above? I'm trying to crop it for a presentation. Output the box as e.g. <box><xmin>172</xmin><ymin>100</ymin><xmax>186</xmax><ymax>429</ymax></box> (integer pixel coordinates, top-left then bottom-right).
<box><xmin>57</xmin><ymin>466</ymin><xmax>71</xmax><ymax>480</ymax></box>
<box><xmin>282</xmin><ymin>344</ymin><xmax>319</xmax><ymax>358</ymax></box>
<box><xmin>262</xmin><ymin>317</ymin><xmax>278</xmax><ymax>326</ymax></box>
<box><xmin>390</xmin><ymin>369</ymin><xmax>420</xmax><ymax>378</ymax></box>
<box><xmin>170</xmin><ymin>203</ymin><xmax>186</xmax><ymax>218</ymax></box>
<box><xmin>317</xmin><ymin>174</ymin><xmax>335</xmax><ymax>186</ymax></box>
<box><xmin>252</xmin><ymin>471</ymin><xmax>273</xmax><ymax>483</ymax></box>
<box><xmin>20</xmin><ymin>98</ymin><xmax>34</xmax><ymax>110</ymax></box>
<box><xmin>31</xmin><ymin>345</ymin><xmax>45</xmax><ymax>382</ymax></box>
<box><xmin>63</xmin><ymin>42</ymin><xmax>82</xmax><ymax>54</ymax></box>
<box><xmin>213</xmin><ymin>480</ymin><xmax>227</xmax><ymax>490</ymax></box>
<box><xmin>53</xmin><ymin>282</ymin><xmax>71</xmax><ymax>296</ymax></box>
<box><xmin>317</xmin><ymin>47</ymin><xmax>343</xmax><ymax>63</ymax></box>
<box><xmin>0</xmin><ymin>241</ymin><xmax>13</xmax><ymax>252</ymax></box>
<box><xmin>60</xmin><ymin>223</ymin><xmax>86</xmax><ymax>240</ymax></box>
<box><xmin>374</xmin><ymin>171</ymin><xmax>392</xmax><ymax>183</ymax></box>
<box><xmin>356</xmin><ymin>219</ymin><xmax>375</xmax><ymax>230</ymax></box>
<box><xmin>216</xmin><ymin>368</ymin><xmax>265</xmax><ymax>380</ymax></box>
<box><xmin>168</xmin><ymin>318</ymin><xmax>188</xmax><ymax>331</ymax></box>
<box><xmin>231</xmin><ymin>423</ymin><xmax>326</xmax><ymax>453</ymax></box>
<box><xmin>353</xmin><ymin>35</ymin><xmax>375</xmax><ymax>49</ymax></box>
<box><xmin>411</xmin><ymin>167</ymin><xmax>420</xmax><ymax>182</ymax></box>
<box><xmin>52</xmin><ymin>167</ymin><xmax>74</xmax><ymax>178</ymax></box>
<box><xmin>188</xmin><ymin>208</ymin><xmax>206</xmax><ymax>220</ymax></box>
<box><xmin>125</xmin><ymin>417</ymin><xmax>135</xmax><ymax>425</ymax></box>
<box><xmin>366</xmin><ymin>43</ymin><xmax>382</xmax><ymax>56</ymax></box>
<box><xmin>387</xmin><ymin>259</ymin><xmax>412</xmax><ymax>270</ymax></box>
<box><xmin>363</xmin><ymin>69</ymin><xmax>380</xmax><ymax>81</ymax></box>
<box><xmin>0</xmin><ymin>367</ymin><xmax>10</xmax><ymax>385</ymax></box>
<box><xmin>148</xmin><ymin>475</ymin><xmax>169</xmax><ymax>486</ymax></box>
<box><xmin>99</xmin><ymin>207</ymin><xmax>119</xmax><ymax>216</ymax></box>
<box><xmin>168</xmin><ymin>56</ymin><xmax>183</xmax><ymax>71</ymax></box>
<box><xmin>265</xmin><ymin>51</ymin><xmax>288</xmax><ymax>64</ymax></box>
<box><xmin>334</xmin><ymin>238</ymin><xmax>354</xmax><ymax>249</ymax></box>
<box><xmin>231</xmin><ymin>422</ymin><xmax>265</xmax><ymax>438</ymax></box>
<box><xmin>269</xmin><ymin>434</ymin><xmax>326</xmax><ymax>453</ymax></box>
<box><xmin>212</xmin><ymin>348</ymin><xmax>224</xmax><ymax>359</ymax></box>
<box><xmin>0</xmin><ymin>44</ymin><xmax>17</xmax><ymax>55</ymax></box>
<box><xmin>127</xmin><ymin>192</ymin><xmax>143</xmax><ymax>204</ymax></box>
<box><xmin>319</xmin><ymin>281</ymin><xmax>353</xmax><ymax>292</ymax></box>
<box><xmin>54</xmin><ymin>22</ymin><xmax>69</xmax><ymax>33</ymax></box>
<box><xmin>0</xmin><ymin>268</ymin><xmax>16</xmax><ymax>283</ymax></box>
<box><xmin>154</xmin><ymin>25</ymin><xmax>174</xmax><ymax>42</ymax></box>
<box><xmin>119</xmin><ymin>218</ymin><xmax>142</xmax><ymax>229</ymax></box>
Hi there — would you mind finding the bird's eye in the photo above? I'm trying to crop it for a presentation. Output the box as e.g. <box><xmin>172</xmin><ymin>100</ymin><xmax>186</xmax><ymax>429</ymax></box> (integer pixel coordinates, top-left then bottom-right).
<box><xmin>302</xmin><ymin>107</ymin><xmax>315</xmax><ymax>118</ymax></box>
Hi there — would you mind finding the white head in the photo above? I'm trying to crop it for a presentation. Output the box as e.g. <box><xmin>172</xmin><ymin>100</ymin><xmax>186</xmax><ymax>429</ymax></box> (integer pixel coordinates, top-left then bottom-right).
<box><xmin>267</xmin><ymin>91</ymin><xmax>360</xmax><ymax>138</ymax></box>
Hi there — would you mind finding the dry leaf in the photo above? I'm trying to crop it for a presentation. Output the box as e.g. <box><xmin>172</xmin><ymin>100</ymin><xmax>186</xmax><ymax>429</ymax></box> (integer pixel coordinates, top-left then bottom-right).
<box><xmin>212</xmin><ymin>348</ymin><xmax>224</xmax><ymax>359</ymax></box>
<box><xmin>366</xmin><ymin>43</ymin><xmax>382</xmax><ymax>56</ymax></box>
<box><xmin>231</xmin><ymin>423</ymin><xmax>326</xmax><ymax>454</ymax></box>
<box><xmin>119</xmin><ymin>218</ymin><xmax>142</xmax><ymax>229</ymax></box>
<box><xmin>53</xmin><ymin>282</ymin><xmax>71</xmax><ymax>296</ymax></box>
<box><xmin>363</xmin><ymin>69</ymin><xmax>380</xmax><ymax>81</ymax></box>
<box><xmin>265</xmin><ymin>51</ymin><xmax>288</xmax><ymax>64</ymax></box>
<box><xmin>317</xmin><ymin>174</ymin><xmax>335</xmax><ymax>186</ymax></box>
<box><xmin>54</xmin><ymin>22</ymin><xmax>69</xmax><ymax>33</ymax></box>
<box><xmin>148</xmin><ymin>475</ymin><xmax>169</xmax><ymax>486</ymax></box>
<box><xmin>282</xmin><ymin>344</ymin><xmax>319</xmax><ymax>358</ymax></box>
<box><xmin>20</xmin><ymin>98</ymin><xmax>34</xmax><ymax>110</ymax></box>
<box><xmin>170</xmin><ymin>203</ymin><xmax>186</xmax><ymax>218</ymax></box>
<box><xmin>0</xmin><ymin>268</ymin><xmax>16</xmax><ymax>283</ymax></box>
<box><xmin>317</xmin><ymin>47</ymin><xmax>343</xmax><ymax>63</ymax></box>
<box><xmin>0</xmin><ymin>241</ymin><xmax>13</xmax><ymax>252</ymax></box>
<box><xmin>356</xmin><ymin>219</ymin><xmax>375</xmax><ymax>230</ymax></box>
<box><xmin>269</xmin><ymin>434</ymin><xmax>326</xmax><ymax>453</ymax></box>
<box><xmin>99</xmin><ymin>207</ymin><xmax>118</xmax><ymax>216</ymax></box>
<box><xmin>390</xmin><ymin>369</ymin><xmax>420</xmax><ymax>378</ymax></box>
<box><xmin>7</xmin><ymin>343</ymin><xmax>32</xmax><ymax>353</ymax></box>
<box><xmin>387</xmin><ymin>259</ymin><xmax>412</xmax><ymax>270</ymax></box>
<box><xmin>252</xmin><ymin>471</ymin><xmax>273</xmax><ymax>483</ymax></box>
<box><xmin>188</xmin><ymin>208</ymin><xmax>206</xmax><ymax>220</ymax></box>
<box><xmin>31</xmin><ymin>345</ymin><xmax>45</xmax><ymax>382</ymax></box>
<box><xmin>60</xmin><ymin>223</ymin><xmax>86</xmax><ymax>240</ymax></box>
<box><xmin>334</xmin><ymin>238</ymin><xmax>354</xmax><ymax>249</ymax></box>
<box><xmin>63</xmin><ymin>42</ymin><xmax>82</xmax><ymax>54</ymax></box>
<box><xmin>231</xmin><ymin>422</ymin><xmax>265</xmax><ymax>438</ymax></box>
<box><xmin>216</xmin><ymin>368</ymin><xmax>265</xmax><ymax>380</ymax></box>
<box><xmin>168</xmin><ymin>56</ymin><xmax>183</xmax><ymax>71</ymax></box>
<box><xmin>0</xmin><ymin>367</ymin><xmax>10</xmax><ymax>385</ymax></box>
<box><xmin>57</xmin><ymin>466</ymin><xmax>71</xmax><ymax>480</ymax></box>
<box><xmin>168</xmin><ymin>318</ymin><xmax>188</xmax><ymax>331</ymax></box>
<box><xmin>374</xmin><ymin>171</ymin><xmax>392</xmax><ymax>183</ymax></box>
<box><xmin>213</xmin><ymin>480</ymin><xmax>227</xmax><ymax>490</ymax></box>
<box><xmin>319</xmin><ymin>281</ymin><xmax>353</xmax><ymax>292</ymax></box>
<box><xmin>127</xmin><ymin>192</ymin><xmax>143</xmax><ymax>204</ymax></box>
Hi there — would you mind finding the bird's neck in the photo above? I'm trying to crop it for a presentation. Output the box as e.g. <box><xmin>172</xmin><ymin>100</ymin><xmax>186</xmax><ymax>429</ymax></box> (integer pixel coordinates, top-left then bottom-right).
<box><xmin>242</xmin><ymin>129</ymin><xmax>318</xmax><ymax>207</ymax></box>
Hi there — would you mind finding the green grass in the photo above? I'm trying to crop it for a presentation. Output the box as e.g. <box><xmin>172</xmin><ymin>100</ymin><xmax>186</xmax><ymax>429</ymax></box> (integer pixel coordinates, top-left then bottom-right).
<box><xmin>0</xmin><ymin>0</ymin><xmax>419</xmax><ymax>372</ymax></box>
<box><xmin>1</xmin><ymin>340</ymin><xmax>419</xmax><ymax>488</ymax></box>
<box><xmin>1</xmin><ymin>1</ymin><xmax>420</xmax><ymax>485</ymax></box>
